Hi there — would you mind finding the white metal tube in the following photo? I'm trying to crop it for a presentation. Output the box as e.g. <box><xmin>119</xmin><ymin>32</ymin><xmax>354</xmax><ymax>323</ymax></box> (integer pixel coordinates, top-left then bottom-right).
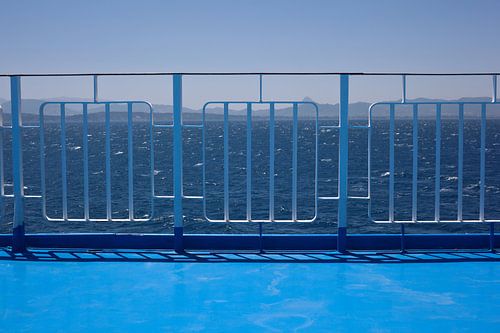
<box><xmin>39</xmin><ymin>103</ymin><xmax>47</xmax><ymax>220</ymax></box>
<box><xmin>246</xmin><ymin>103</ymin><xmax>252</xmax><ymax>221</ymax></box>
<box><xmin>269</xmin><ymin>102</ymin><xmax>275</xmax><ymax>221</ymax></box>
<box><xmin>292</xmin><ymin>103</ymin><xmax>298</xmax><ymax>221</ymax></box>
<box><xmin>148</xmin><ymin>103</ymin><xmax>155</xmax><ymax>220</ymax></box>
<box><xmin>223</xmin><ymin>102</ymin><xmax>229</xmax><ymax>222</ymax></box>
<box><xmin>82</xmin><ymin>103</ymin><xmax>89</xmax><ymax>221</ymax></box>
<box><xmin>105</xmin><ymin>103</ymin><xmax>112</xmax><ymax>221</ymax></box>
<box><xmin>435</xmin><ymin>104</ymin><xmax>441</xmax><ymax>222</ymax></box>
<box><xmin>313</xmin><ymin>104</ymin><xmax>319</xmax><ymax>221</ymax></box>
<box><xmin>480</xmin><ymin>103</ymin><xmax>486</xmax><ymax>221</ymax></box>
<box><xmin>367</xmin><ymin>106</ymin><xmax>373</xmax><ymax>220</ymax></box>
<box><xmin>389</xmin><ymin>104</ymin><xmax>395</xmax><ymax>223</ymax></box>
<box><xmin>0</xmin><ymin>107</ymin><xmax>3</xmax><ymax>198</ymax></box>
<box><xmin>201</xmin><ymin>103</ymin><xmax>207</xmax><ymax>221</ymax></box>
<box><xmin>457</xmin><ymin>104</ymin><xmax>464</xmax><ymax>221</ymax></box>
<box><xmin>60</xmin><ymin>103</ymin><xmax>68</xmax><ymax>220</ymax></box>
<box><xmin>127</xmin><ymin>102</ymin><xmax>134</xmax><ymax>220</ymax></box>
<box><xmin>412</xmin><ymin>104</ymin><xmax>418</xmax><ymax>222</ymax></box>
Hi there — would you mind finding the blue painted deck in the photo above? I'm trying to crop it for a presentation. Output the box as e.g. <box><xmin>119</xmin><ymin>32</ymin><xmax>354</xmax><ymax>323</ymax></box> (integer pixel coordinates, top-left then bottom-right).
<box><xmin>1</xmin><ymin>251</ymin><xmax>499</xmax><ymax>332</ymax></box>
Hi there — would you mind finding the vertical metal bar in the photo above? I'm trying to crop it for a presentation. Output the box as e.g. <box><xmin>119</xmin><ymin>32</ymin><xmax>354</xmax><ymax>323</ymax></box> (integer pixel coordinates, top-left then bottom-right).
<box><xmin>314</xmin><ymin>105</ymin><xmax>319</xmax><ymax>220</ymax></box>
<box><xmin>10</xmin><ymin>76</ymin><xmax>25</xmax><ymax>252</ymax></box>
<box><xmin>457</xmin><ymin>104</ymin><xmax>464</xmax><ymax>221</ymax></box>
<box><xmin>0</xmin><ymin>107</ymin><xmax>4</xmax><ymax>198</ymax></box>
<box><xmin>292</xmin><ymin>103</ymin><xmax>298</xmax><ymax>221</ymax></box>
<box><xmin>490</xmin><ymin>78</ymin><xmax>497</xmax><ymax>246</ymax></box>
<box><xmin>389</xmin><ymin>104</ymin><xmax>395</xmax><ymax>223</ymax></box>
<box><xmin>337</xmin><ymin>75</ymin><xmax>349</xmax><ymax>252</ymax></box>
<box><xmin>367</xmin><ymin>107</ymin><xmax>372</xmax><ymax>220</ymax></box>
<box><xmin>127</xmin><ymin>102</ymin><xmax>134</xmax><ymax>221</ymax></box>
<box><xmin>259</xmin><ymin>75</ymin><xmax>263</xmax><ymax>103</ymax></box>
<box><xmin>412</xmin><ymin>104</ymin><xmax>418</xmax><ymax>222</ymax></box>
<box><xmin>82</xmin><ymin>104</ymin><xmax>89</xmax><ymax>221</ymax></box>
<box><xmin>202</xmin><ymin>104</ymin><xmax>207</xmax><ymax>220</ymax></box>
<box><xmin>246</xmin><ymin>103</ymin><xmax>252</xmax><ymax>221</ymax></box>
<box><xmin>148</xmin><ymin>103</ymin><xmax>155</xmax><ymax>220</ymax></box>
<box><xmin>39</xmin><ymin>104</ymin><xmax>47</xmax><ymax>221</ymax></box>
<box><xmin>60</xmin><ymin>103</ymin><xmax>68</xmax><ymax>220</ymax></box>
<box><xmin>105</xmin><ymin>103</ymin><xmax>112</xmax><ymax>221</ymax></box>
<box><xmin>0</xmin><ymin>106</ymin><xmax>3</xmax><ymax>222</ymax></box>
<box><xmin>402</xmin><ymin>75</ymin><xmax>407</xmax><ymax>103</ymax></box>
<box><xmin>93</xmin><ymin>75</ymin><xmax>98</xmax><ymax>103</ymax></box>
<box><xmin>173</xmin><ymin>74</ymin><xmax>184</xmax><ymax>252</ymax></box>
<box><xmin>493</xmin><ymin>75</ymin><xmax>497</xmax><ymax>103</ymax></box>
<box><xmin>480</xmin><ymin>103</ymin><xmax>486</xmax><ymax>221</ymax></box>
<box><xmin>223</xmin><ymin>102</ymin><xmax>229</xmax><ymax>222</ymax></box>
<box><xmin>269</xmin><ymin>102</ymin><xmax>275</xmax><ymax>221</ymax></box>
<box><xmin>435</xmin><ymin>104</ymin><xmax>441</xmax><ymax>222</ymax></box>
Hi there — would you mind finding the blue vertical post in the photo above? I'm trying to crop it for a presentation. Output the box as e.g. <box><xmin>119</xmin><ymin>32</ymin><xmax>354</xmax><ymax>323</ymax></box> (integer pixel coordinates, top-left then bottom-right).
<box><xmin>11</xmin><ymin>76</ymin><xmax>25</xmax><ymax>252</ymax></box>
<box><xmin>337</xmin><ymin>75</ymin><xmax>349</xmax><ymax>252</ymax></box>
<box><xmin>173</xmin><ymin>74</ymin><xmax>184</xmax><ymax>252</ymax></box>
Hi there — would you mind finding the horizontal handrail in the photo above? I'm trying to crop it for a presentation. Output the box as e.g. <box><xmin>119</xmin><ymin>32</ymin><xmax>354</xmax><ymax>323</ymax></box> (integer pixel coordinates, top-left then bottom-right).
<box><xmin>1</xmin><ymin>72</ymin><xmax>500</xmax><ymax>77</ymax></box>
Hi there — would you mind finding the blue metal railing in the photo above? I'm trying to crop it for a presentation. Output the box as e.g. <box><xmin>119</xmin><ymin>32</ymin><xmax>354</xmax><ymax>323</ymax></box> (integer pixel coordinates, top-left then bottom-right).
<box><xmin>11</xmin><ymin>76</ymin><xmax>26</xmax><ymax>251</ymax></box>
<box><xmin>0</xmin><ymin>72</ymin><xmax>499</xmax><ymax>252</ymax></box>
<box><xmin>38</xmin><ymin>101</ymin><xmax>155</xmax><ymax>222</ymax></box>
<box><xmin>369</xmin><ymin>100</ymin><xmax>500</xmax><ymax>223</ymax></box>
<box><xmin>201</xmin><ymin>100</ymin><xmax>319</xmax><ymax>223</ymax></box>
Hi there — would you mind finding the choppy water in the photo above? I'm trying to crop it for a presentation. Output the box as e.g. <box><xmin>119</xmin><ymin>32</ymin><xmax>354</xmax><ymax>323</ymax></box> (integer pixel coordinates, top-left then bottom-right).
<box><xmin>1</xmin><ymin>119</ymin><xmax>499</xmax><ymax>234</ymax></box>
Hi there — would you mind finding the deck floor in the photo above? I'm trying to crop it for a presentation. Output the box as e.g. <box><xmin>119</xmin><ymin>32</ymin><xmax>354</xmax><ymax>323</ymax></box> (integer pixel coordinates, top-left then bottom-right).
<box><xmin>1</xmin><ymin>250</ymin><xmax>499</xmax><ymax>332</ymax></box>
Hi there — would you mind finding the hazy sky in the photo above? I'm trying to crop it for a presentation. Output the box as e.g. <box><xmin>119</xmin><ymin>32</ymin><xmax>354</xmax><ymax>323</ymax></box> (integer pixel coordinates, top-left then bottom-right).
<box><xmin>0</xmin><ymin>0</ymin><xmax>499</xmax><ymax>107</ymax></box>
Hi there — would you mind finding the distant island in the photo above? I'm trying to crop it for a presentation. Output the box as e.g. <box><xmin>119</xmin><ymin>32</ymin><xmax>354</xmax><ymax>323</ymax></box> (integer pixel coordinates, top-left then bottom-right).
<box><xmin>1</xmin><ymin>97</ymin><xmax>498</xmax><ymax>123</ymax></box>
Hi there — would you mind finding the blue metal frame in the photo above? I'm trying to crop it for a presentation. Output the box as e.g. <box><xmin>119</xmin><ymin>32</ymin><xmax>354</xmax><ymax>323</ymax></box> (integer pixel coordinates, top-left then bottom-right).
<box><xmin>38</xmin><ymin>100</ymin><xmax>155</xmax><ymax>222</ymax></box>
<box><xmin>337</xmin><ymin>74</ymin><xmax>349</xmax><ymax>251</ymax></box>
<box><xmin>201</xmin><ymin>100</ymin><xmax>319</xmax><ymax>223</ymax></box>
<box><xmin>10</xmin><ymin>76</ymin><xmax>25</xmax><ymax>252</ymax></box>
<box><xmin>173</xmin><ymin>74</ymin><xmax>184</xmax><ymax>252</ymax></box>
<box><xmin>369</xmin><ymin>101</ymin><xmax>500</xmax><ymax>223</ymax></box>
<box><xmin>1</xmin><ymin>73</ymin><xmax>498</xmax><ymax>253</ymax></box>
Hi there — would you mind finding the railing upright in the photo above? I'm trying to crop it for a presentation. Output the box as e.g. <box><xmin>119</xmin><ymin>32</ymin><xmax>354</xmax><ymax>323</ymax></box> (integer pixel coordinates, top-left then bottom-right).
<box><xmin>173</xmin><ymin>74</ymin><xmax>184</xmax><ymax>252</ymax></box>
<box><xmin>337</xmin><ymin>74</ymin><xmax>349</xmax><ymax>252</ymax></box>
<box><xmin>11</xmin><ymin>76</ymin><xmax>26</xmax><ymax>252</ymax></box>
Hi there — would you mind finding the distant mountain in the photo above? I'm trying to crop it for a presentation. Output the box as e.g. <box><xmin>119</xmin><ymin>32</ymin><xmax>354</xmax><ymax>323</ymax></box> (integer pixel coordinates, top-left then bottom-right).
<box><xmin>1</xmin><ymin>97</ymin><xmax>499</xmax><ymax>123</ymax></box>
<box><xmin>198</xmin><ymin>97</ymin><xmax>500</xmax><ymax>120</ymax></box>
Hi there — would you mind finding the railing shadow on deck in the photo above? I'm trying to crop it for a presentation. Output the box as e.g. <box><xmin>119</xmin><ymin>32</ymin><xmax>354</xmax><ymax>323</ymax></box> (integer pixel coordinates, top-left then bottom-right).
<box><xmin>1</xmin><ymin>248</ymin><xmax>498</xmax><ymax>264</ymax></box>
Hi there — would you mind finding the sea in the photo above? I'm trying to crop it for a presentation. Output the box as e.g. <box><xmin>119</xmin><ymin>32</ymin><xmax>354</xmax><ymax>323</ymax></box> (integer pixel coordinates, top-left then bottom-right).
<box><xmin>1</xmin><ymin>118</ymin><xmax>499</xmax><ymax>235</ymax></box>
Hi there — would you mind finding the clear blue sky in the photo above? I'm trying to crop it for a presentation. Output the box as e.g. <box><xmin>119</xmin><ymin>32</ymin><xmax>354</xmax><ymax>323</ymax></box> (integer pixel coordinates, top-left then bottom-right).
<box><xmin>0</xmin><ymin>0</ymin><xmax>499</xmax><ymax>106</ymax></box>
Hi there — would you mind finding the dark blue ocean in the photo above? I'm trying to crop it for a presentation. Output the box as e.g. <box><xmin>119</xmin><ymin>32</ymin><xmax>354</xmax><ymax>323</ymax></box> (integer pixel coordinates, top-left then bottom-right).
<box><xmin>1</xmin><ymin>119</ymin><xmax>499</xmax><ymax>234</ymax></box>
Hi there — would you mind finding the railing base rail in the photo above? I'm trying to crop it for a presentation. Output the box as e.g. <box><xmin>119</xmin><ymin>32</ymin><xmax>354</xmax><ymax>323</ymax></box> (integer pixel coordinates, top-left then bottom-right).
<box><xmin>0</xmin><ymin>233</ymin><xmax>497</xmax><ymax>251</ymax></box>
